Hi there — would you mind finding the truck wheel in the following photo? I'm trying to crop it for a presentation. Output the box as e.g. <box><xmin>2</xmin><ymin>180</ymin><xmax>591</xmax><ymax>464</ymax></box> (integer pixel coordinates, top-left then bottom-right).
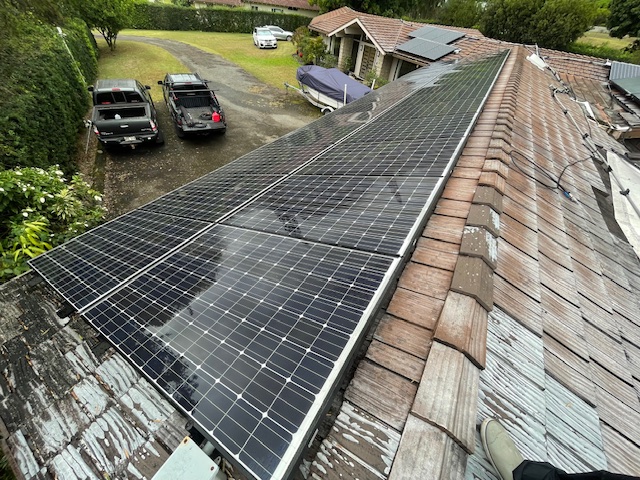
<box><xmin>286</xmin><ymin>35</ymin><xmax>292</xmax><ymax>41</ymax></box>
<box><xmin>174</xmin><ymin>124</ymin><xmax>185</xmax><ymax>138</ymax></box>
<box><xmin>155</xmin><ymin>130</ymin><xmax>165</xmax><ymax>145</ymax></box>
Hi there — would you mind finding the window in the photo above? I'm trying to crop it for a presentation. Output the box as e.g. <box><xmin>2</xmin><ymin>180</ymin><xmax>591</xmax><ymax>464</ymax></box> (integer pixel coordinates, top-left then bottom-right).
<box><xmin>271</xmin><ymin>8</ymin><xmax>283</xmax><ymax>12</ymax></box>
<box><xmin>251</xmin><ymin>5</ymin><xmax>258</xmax><ymax>10</ymax></box>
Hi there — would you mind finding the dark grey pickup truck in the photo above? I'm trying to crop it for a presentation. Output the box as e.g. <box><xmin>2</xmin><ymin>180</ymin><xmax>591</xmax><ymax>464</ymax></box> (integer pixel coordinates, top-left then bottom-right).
<box><xmin>158</xmin><ymin>73</ymin><xmax>226</xmax><ymax>137</ymax></box>
<box><xmin>88</xmin><ymin>79</ymin><xmax>164</xmax><ymax>149</ymax></box>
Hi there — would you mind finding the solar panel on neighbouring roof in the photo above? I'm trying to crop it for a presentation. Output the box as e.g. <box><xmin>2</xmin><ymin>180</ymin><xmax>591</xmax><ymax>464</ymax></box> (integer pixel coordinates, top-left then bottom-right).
<box><xmin>611</xmin><ymin>77</ymin><xmax>640</xmax><ymax>102</ymax></box>
<box><xmin>30</xmin><ymin>51</ymin><xmax>509</xmax><ymax>480</ymax></box>
<box><xmin>409</xmin><ymin>25</ymin><xmax>465</xmax><ymax>45</ymax></box>
<box><xmin>396</xmin><ymin>37</ymin><xmax>457</xmax><ymax>61</ymax></box>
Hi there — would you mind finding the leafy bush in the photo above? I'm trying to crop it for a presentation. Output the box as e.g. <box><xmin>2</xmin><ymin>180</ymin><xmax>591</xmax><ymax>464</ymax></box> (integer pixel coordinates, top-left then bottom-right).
<box><xmin>130</xmin><ymin>3</ymin><xmax>310</xmax><ymax>33</ymax></box>
<box><xmin>364</xmin><ymin>70</ymin><xmax>389</xmax><ymax>88</ymax></box>
<box><xmin>567</xmin><ymin>41</ymin><xmax>636</xmax><ymax>62</ymax></box>
<box><xmin>0</xmin><ymin>166</ymin><xmax>106</xmax><ymax>281</ymax></box>
<box><xmin>0</xmin><ymin>15</ymin><xmax>97</xmax><ymax>172</ymax></box>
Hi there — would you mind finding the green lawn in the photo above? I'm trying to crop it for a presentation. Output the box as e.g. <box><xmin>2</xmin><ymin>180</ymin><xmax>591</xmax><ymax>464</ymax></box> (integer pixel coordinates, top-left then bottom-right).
<box><xmin>95</xmin><ymin>38</ymin><xmax>186</xmax><ymax>101</ymax></box>
<box><xmin>576</xmin><ymin>30</ymin><xmax>637</xmax><ymax>49</ymax></box>
<box><xmin>118</xmin><ymin>30</ymin><xmax>301</xmax><ymax>90</ymax></box>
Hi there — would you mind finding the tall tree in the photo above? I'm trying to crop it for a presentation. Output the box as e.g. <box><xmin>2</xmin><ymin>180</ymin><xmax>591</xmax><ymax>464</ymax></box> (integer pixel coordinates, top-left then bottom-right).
<box><xmin>607</xmin><ymin>0</ymin><xmax>640</xmax><ymax>38</ymax></box>
<box><xmin>481</xmin><ymin>0</ymin><xmax>597</xmax><ymax>49</ymax></box>
<box><xmin>82</xmin><ymin>0</ymin><xmax>134</xmax><ymax>50</ymax></box>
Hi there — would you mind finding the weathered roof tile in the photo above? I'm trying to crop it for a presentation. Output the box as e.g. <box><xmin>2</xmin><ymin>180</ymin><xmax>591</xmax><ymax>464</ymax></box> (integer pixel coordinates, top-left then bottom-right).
<box><xmin>411</xmin><ymin>342</ymin><xmax>480</xmax><ymax>452</ymax></box>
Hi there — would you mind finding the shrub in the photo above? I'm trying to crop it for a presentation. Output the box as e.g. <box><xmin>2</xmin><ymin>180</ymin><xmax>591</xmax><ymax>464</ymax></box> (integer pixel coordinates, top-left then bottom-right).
<box><xmin>567</xmin><ymin>41</ymin><xmax>636</xmax><ymax>62</ymax></box>
<box><xmin>0</xmin><ymin>166</ymin><xmax>106</xmax><ymax>282</ymax></box>
<box><xmin>0</xmin><ymin>16</ymin><xmax>97</xmax><ymax>172</ymax></box>
<box><xmin>129</xmin><ymin>3</ymin><xmax>310</xmax><ymax>33</ymax></box>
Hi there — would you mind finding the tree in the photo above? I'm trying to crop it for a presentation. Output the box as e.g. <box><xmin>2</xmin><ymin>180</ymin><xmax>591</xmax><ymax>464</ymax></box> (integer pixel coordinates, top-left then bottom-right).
<box><xmin>607</xmin><ymin>0</ymin><xmax>640</xmax><ymax>38</ymax></box>
<box><xmin>82</xmin><ymin>0</ymin><xmax>134</xmax><ymax>50</ymax></box>
<box><xmin>437</xmin><ymin>0</ymin><xmax>482</xmax><ymax>27</ymax></box>
<box><xmin>480</xmin><ymin>0</ymin><xmax>598</xmax><ymax>49</ymax></box>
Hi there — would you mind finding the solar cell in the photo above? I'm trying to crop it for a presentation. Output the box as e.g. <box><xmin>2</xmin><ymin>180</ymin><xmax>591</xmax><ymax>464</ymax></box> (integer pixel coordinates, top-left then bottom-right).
<box><xmin>83</xmin><ymin>225</ymin><xmax>398</xmax><ymax>480</ymax></box>
<box><xmin>30</xmin><ymin>51</ymin><xmax>510</xmax><ymax>480</ymax></box>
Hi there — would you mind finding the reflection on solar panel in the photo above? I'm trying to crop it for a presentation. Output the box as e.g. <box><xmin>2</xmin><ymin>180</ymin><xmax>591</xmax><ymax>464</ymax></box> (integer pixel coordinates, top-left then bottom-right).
<box><xmin>30</xmin><ymin>51</ymin><xmax>508</xmax><ymax>480</ymax></box>
<box><xmin>408</xmin><ymin>25</ymin><xmax>465</xmax><ymax>45</ymax></box>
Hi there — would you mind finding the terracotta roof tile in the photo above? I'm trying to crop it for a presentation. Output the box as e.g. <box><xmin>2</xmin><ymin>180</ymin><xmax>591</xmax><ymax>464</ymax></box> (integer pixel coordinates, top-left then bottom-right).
<box><xmin>411</xmin><ymin>237</ymin><xmax>459</xmax><ymax>271</ymax></box>
<box><xmin>344</xmin><ymin>360</ymin><xmax>417</xmax><ymax>431</ymax></box>
<box><xmin>450</xmin><ymin>256</ymin><xmax>494</xmax><ymax>310</ymax></box>
<box><xmin>588</xmin><ymin>361</ymin><xmax>640</xmax><ymax>413</ymax></box>
<box><xmin>411</xmin><ymin>342</ymin><xmax>480</xmax><ymax>452</ymax></box>
<box><xmin>366</xmin><ymin>339</ymin><xmax>426</xmax><ymax>383</ymax></box>
<box><xmin>541</xmin><ymin>285</ymin><xmax>589</xmax><ymax>360</ymax></box>
<box><xmin>433</xmin><ymin>291</ymin><xmax>488</xmax><ymax>368</ymax></box>
<box><xmin>466</xmin><ymin>204</ymin><xmax>500</xmax><ymax>238</ymax></box>
<box><xmin>386</xmin><ymin>287</ymin><xmax>443</xmax><ymax>330</ymax></box>
<box><xmin>388</xmin><ymin>415</ymin><xmax>466</xmax><ymax>479</ymax></box>
<box><xmin>544</xmin><ymin>333</ymin><xmax>596</xmax><ymax>406</ymax></box>
<box><xmin>434</xmin><ymin>198</ymin><xmax>472</xmax><ymax>219</ymax></box>
<box><xmin>501</xmin><ymin>213</ymin><xmax>538</xmax><ymax>260</ymax></box>
<box><xmin>373</xmin><ymin>314</ymin><xmax>432</xmax><ymax>360</ymax></box>
<box><xmin>496</xmin><ymin>240</ymin><xmax>541</xmax><ymax>301</ymax></box>
<box><xmin>600</xmin><ymin>423</ymin><xmax>640</xmax><ymax>474</ymax></box>
<box><xmin>422</xmin><ymin>214</ymin><xmax>466</xmax><ymax>245</ymax></box>
<box><xmin>397</xmin><ymin>262</ymin><xmax>452</xmax><ymax>301</ymax></box>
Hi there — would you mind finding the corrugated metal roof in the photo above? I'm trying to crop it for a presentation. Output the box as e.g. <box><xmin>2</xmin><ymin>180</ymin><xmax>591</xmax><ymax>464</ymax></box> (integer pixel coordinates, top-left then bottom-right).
<box><xmin>609</xmin><ymin>60</ymin><xmax>640</xmax><ymax>81</ymax></box>
<box><xmin>409</xmin><ymin>25</ymin><xmax>465</xmax><ymax>45</ymax></box>
<box><xmin>396</xmin><ymin>37</ymin><xmax>457</xmax><ymax>61</ymax></box>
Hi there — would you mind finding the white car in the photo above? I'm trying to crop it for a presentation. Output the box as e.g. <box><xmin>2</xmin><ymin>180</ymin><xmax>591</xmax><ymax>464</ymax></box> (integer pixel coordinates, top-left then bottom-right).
<box><xmin>262</xmin><ymin>25</ymin><xmax>293</xmax><ymax>41</ymax></box>
<box><xmin>253</xmin><ymin>27</ymin><xmax>278</xmax><ymax>49</ymax></box>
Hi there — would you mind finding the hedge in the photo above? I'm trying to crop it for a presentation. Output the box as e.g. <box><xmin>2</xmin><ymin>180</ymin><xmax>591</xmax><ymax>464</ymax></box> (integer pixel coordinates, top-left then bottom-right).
<box><xmin>129</xmin><ymin>3</ymin><xmax>311</xmax><ymax>34</ymax></box>
<box><xmin>0</xmin><ymin>16</ymin><xmax>97</xmax><ymax>173</ymax></box>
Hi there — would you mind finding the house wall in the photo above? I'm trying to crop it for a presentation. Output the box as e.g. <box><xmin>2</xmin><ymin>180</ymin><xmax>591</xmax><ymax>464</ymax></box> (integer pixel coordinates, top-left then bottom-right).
<box><xmin>379</xmin><ymin>55</ymin><xmax>393</xmax><ymax>81</ymax></box>
<box><xmin>338</xmin><ymin>37</ymin><xmax>355</xmax><ymax>72</ymax></box>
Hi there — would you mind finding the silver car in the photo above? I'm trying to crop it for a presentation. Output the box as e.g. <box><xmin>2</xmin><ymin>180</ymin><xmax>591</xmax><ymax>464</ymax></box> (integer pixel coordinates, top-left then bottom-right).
<box><xmin>253</xmin><ymin>27</ymin><xmax>278</xmax><ymax>49</ymax></box>
<box><xmin>262</xmin><ymin>25</ymin><xmax>293</xmax><ymax>41</ymax></box>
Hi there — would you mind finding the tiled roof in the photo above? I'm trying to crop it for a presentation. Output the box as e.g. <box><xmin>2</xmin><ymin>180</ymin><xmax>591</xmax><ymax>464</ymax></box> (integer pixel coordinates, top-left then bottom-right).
<box><xmin>307</xmin><ymin>46</ymin><xmax>640</xmax><ymax>478</ymax></box>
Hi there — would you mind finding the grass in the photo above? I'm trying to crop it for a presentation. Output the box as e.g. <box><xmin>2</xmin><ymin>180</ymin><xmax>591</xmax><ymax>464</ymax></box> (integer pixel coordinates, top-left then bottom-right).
<box><xmin>576</xmin><ymin>30</ymin><xmax>637</xmax><ymax>50</ymax></box>
<box><xmin>119</xmin><ymin>30</ymin><xmax>301</xmax><ymax>90</ymax></box>
<box><xmin>95</xmin><ymin>38</ymin><xmax>187</xmax><ymax>101</ymax></box>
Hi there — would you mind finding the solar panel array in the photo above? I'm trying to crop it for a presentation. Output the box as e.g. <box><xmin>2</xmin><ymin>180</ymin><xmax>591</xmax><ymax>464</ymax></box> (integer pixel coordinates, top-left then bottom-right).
<box><xmin>30</xmin><ymin>51</ymin><xmax>508</xmax><ymax>480</ymax></box>
<box><xmin>398</xmin><ymin>25</ymin><xmax>465</xmax><ymax>62</ymax></box>
<box><xmin>408</xmin><ymin>25</ymin><xmax>465</xmax><ymax>45</ymax></box>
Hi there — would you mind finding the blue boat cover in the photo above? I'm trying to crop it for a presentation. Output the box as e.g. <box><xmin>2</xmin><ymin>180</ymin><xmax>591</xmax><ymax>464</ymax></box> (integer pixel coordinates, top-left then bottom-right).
<box><xmin>297</xmin><ymin>65</ymin><xmax>371</xmax><ymax>104</ymax></box>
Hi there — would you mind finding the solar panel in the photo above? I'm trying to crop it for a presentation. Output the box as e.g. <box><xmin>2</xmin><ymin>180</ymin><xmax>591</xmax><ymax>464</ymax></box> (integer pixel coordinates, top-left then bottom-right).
<box><xmin>82</xmin><ymin>225</ymin><xmax>399</xmax><ymax>480</ymax></box>
<box><xmin>29</xmin><ymin>211</ymin><xmax>211</xmax><ymax>309</ymax></box>
<box><xmin>397</xmin><ymin>37</ymin><xmax>457</xmax><ymax>61</ymax></box>
<box><xmin>409</xmin><ymin>25</ymin><xmax>465</xmax><ymax>44</ymax></box>
<box><xmin>30</xmin><ymin>51</ymin><xmax>509</xmax><ymax>480</ymax></box>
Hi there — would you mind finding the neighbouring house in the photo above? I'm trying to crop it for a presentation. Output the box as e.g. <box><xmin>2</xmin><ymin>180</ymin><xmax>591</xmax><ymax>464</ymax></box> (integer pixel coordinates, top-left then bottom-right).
<box><xmin>194</xmin><ymin>0</ymin><xmax>319</xmax><ymax>17</ymax></box>
<box><xmin>308</xmin><ymin>6</ymin><xmax>483</xmax><ymax>82</ymax></box>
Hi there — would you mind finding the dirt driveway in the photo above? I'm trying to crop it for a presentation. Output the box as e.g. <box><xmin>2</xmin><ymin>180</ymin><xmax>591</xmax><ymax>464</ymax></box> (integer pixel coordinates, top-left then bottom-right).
<box><xmin>95</xmin><ymin>36</ymin><xmax>319</xmax><ymax>218</ymax></box>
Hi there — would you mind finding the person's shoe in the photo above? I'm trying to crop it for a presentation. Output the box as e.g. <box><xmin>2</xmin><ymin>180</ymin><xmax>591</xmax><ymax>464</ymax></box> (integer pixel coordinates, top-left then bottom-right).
<box><xmin>480</xmin><ymin>418</ymin><xmax>524</xmax><ymax>480</ymax></box>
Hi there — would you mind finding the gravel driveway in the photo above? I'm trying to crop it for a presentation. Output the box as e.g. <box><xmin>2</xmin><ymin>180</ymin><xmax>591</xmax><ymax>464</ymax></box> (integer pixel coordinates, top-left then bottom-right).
<box><xmin>96</xmin><ymin>36</ymin><xmax>319</xmax><ymax>217</ymax></box>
